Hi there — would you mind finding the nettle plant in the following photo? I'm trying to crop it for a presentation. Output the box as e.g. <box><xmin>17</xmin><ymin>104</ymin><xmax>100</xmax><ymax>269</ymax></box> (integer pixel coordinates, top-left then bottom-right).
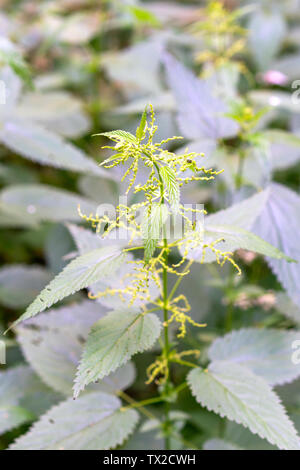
<box><xmin>7</xmin><ymin>107</ymin><xmax>300</xmax><ymax>451</ymax></box>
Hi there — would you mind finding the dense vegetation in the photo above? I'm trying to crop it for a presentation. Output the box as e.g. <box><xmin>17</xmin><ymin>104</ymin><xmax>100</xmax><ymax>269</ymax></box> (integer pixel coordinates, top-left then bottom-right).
<box><xmin>1</xmin><ymin>0</ymin><xmax>300</xmax><ymax>451</ymax></box>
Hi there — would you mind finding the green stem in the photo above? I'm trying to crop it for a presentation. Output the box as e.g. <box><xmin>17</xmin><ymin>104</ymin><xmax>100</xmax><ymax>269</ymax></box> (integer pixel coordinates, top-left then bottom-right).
<box><xmin>162</xmin><ymin>236</ymin><xmax>171</xmax><ymax>450</ymax></box>
<box><xmin>122</xmin><ymin>395</ymin><xmax>165</xmax><ymax>411</ymax></box>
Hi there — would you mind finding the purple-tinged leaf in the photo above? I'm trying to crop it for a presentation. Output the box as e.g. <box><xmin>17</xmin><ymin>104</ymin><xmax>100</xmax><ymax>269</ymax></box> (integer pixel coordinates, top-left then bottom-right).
<box><xmin>163</xmin><ymin>54</ymin><xmax>239</xmax><ymax>141</ymax></box>
<box><xmin>253</xmin><ymin>183</ymin><xmax>300</xmax><ymax>306</ymax></box>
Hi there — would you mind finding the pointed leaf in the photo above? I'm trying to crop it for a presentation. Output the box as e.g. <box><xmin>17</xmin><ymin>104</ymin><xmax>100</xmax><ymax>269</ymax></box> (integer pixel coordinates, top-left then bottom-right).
<box><xmin>160</xmin><ymin>166</ymin><xmax>180</xmax><ymax>213</ymax></box>
<box><xmin>9</xmin><ymin>246</ymin><xmax>127</xmax><ymax>329</ymax></box>
<box><xmin>0</xmin><ymin>119</ymin><xmax>111</xmax><ymax>178</ymax></box>
<box><xmin>16</xmin><ymin>301</ymin><xmax>135</xmax><ymax>395</ymax></box>
<box><xmin>74</xmin><ymin>309</ymin><xmax>162</xmax><ymax>398</ymax></box>
<box><xmin>164</xmin><ymin>53</ymin><xmax>239</xmax><ymax>140</ymax></box>
<box><xmin>185</xmin><ymin>223</ymin><xmax>294</xmax><ymax>264</ymax></box>
<box><xmin>188</xmin><ymin>362</ymin><xmax>300</xmax><ymax>450</ymax></box>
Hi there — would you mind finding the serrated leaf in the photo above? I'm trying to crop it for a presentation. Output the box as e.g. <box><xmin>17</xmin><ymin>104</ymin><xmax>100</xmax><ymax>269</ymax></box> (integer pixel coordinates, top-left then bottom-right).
<box><xmin>249</xmin><ymin>90</ymin><xmax>300</xmax><ymax>114</ymax></box>
<box><xmin>8</xmin><ymin>246</ymin><xmax>127</xmax><ymax>330</ymax></box>
<box><xmin>208</xmin><ymin>328</ymin><xmax>300</xmax><ymax>386</ymax></box>
<box><xmin>252</xmin><ymin>183</ymin><xmax>300</xmax><ymax>307</ymax></box>
<box><xmin>16</xmin><ymin>301</ymin><xmax>135</xmax><ymax>395</ymax></box>
<box><xmin>67</xmin><ymin>224</ymin><xmax>160</xmax><ymax>308</ymax></box>
<box><xmin>95</xmin><ymin>130</ymin><xmax>138</xmax><ymax>144</ymax></box>
<box><xmin>188</xmin><ymin>362</ymin><xmax>300</xmax><ymax>450</ymax></box>
<box><xmin>74</xmin><ymin>309</ymin><xmax>162</xmax><ymax>398</ymax></box>
<box><xmin>10</xmin><ymin>392</ymin><xmax>139</xmax><ymax>450</ymax></box>
<box><xmin>136</xmin><ymin>107</ymin><xmax>148</xmax><ymax>141</ymax></box>
<box><xmin>185</xmin><ymin>223</ymin><xmax>294</xmax><ymax>264</ymax></box>
<box><xmin>160</xmin><ymin>166</ymin><xmax>180</xmax><ymax>213</ymax></box>
<box><xmin>0</xmin><ymin>265</ymin><xmax>52</xmax><ymax>309</ymax></box>
<box><xmin>141</xmin><ymin>203</ymin><xmax>169</xmax><ymax>262</ymax></box>
<box><xmin>0</xmin><ymin>119</ymin><xmax>111</xmax><ymax>178</ymax></box>
<box><xmin>164</xmin><ymin>53</ymin><xmax>239</xmax><ymax>140</ymax></box>
<box><xmin>102</xmin><ymin>40</ymin><xmax>163</xmax><ymax>97</ymax></box>
<box><xmin>0</xmin><ymin>184</ymin><xmax>98</xmax><ymax>223</ymax></box>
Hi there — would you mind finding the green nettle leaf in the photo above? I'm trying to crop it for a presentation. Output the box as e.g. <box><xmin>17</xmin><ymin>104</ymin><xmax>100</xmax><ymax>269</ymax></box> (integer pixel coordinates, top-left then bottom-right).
<box><xmin>0</xmin><ymin>184</ymin><xmax>98</xmax><ymax>223</ymax></box>
<box><xmin>16</xmin><ymin>301</ymin><xmax>135</xmax><ymax>395</ymax></box>
<box><xmin>136</xmin><ymin>108</ymin><xmax>148</xmax><ymax>141</ymax></box>
<box><xmin>8</xmin><ymin>247</ymin><xmax>127</xmax><ymax>330</ymax></box>
<box><xmin>74</xmin><ymin>309</ymin><xmax>162</xmax><ymax>398</ymax></box>
<box><xmin>95</xmin><ymin>130</ymin><xmax>138</xmax><ymax>144</ymax></box>
<box><xmin>208</xmin><ymin>328</ymin><xmax>300</xmax><ymax>386</ymax></box>
<box><xmin>160</xmin><ymin>166</ymin><xmax>180</xmax><ymax>213</ymax></box>
<box><xmin>188</xmin><ymin>362</ymin><xmax>300</xmax><ymax>450</ymax></box>
<box><xmin>142</xmin><ymin>203</ymin><xmax>169</xmax><ymax>262</ymax></box>
<box><xmin>185</xmin><ymin>224</ymin><xmax>295</xmax><ymax>264</ymax></box>
<box><xmin>10</xmin><ymin>392</ymin><xmax>139</xmax><ymax>450</ymax></box>
<box><xmin>0</xmin><ymin>120</ymin><xmax>112</xmax><ymax>178</ymax></box>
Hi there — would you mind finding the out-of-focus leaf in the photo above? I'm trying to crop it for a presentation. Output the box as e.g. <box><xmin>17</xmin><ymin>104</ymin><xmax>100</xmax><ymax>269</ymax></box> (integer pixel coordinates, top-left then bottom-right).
<box><xmin>276</xmin><ymin>292</ymin><xmax>300</xmax><ymax>324</ymax></box>
<box><xmin>41</xmin><ymin>12</ymin><xmax>101</xmax><ymax>45</ymax></box>
<box><xmin>248</xmin><ymin>8</ymin><xmax>286</xmax><ymax>71</ymax></box>
<box><xmin>0</xmin><ymin>184</ymin><xmax>97</xmax><ymax>223</ymax></box>
<box><xmin>249</xmin><ymin>90</ymin><xmax>300</xmax><ymax>114</ymax></box>
<box><xmin>0</xmin><ymin>38</ymin><xmax>32</xmax><ymax>87</ymax></box>
<box><xmin>10</xmin><ymin>392</ymin><xmax>139</xmax><ymax>450</ymax></box>
<box><xmin>9</xmin><ymin>246</ymin><xmax>127</xmax><ymax>329</ymax></box>
<box><xmin>14</xmin><ymin>91</ymin><xmax>91</xmax><ymax>138</ymax></box>
<box><xmin>263</xmin><ymin>130</ymin><xmax>300</xmax><ymax>170</ymax></box>
<box><xmin>74</xmin><ymin>309</ymin><xmax>161</xmax><ymax>398</ymax></box>
<box><xmin>163</xmin><ymin>53</ymin><xmax>239</xmax><ymax>140</ymax></box>
<box><xmin>45</xmin><ymin>223</ymin><xmax>75</xmax><ymax>274</ymax></box>
<box><xmin>0</xmin><ymin>265</ymin><xmax>52</xmax><ymax>309</ymax></box>
<box><xmin>0</xmin><ymin>120</ymin><xmax>112</xmax><ymax>178</ymax></box>
<box><xmin>203</xmin><ymin>439</ymin><xmax>243</xmax><ymax>450</ymax></box>
<box><xmin>188</xmin><ymin>362</ymin><xmax>300</xmax><ymax>450</ymax></box>
<box><xmin>208</xmin><ymin>328</ymin><xmax>300</xmax><ymax>386</ymax></box>
<box><xmin>0</xmin><ymin>366</ymin><xmax>60</xmax><ymax>435</ymax></box>
<box><xmin>206</xmin><ymin>189</ymin><xmax>269</xmax><ymax>230</ymax></box>
<box><xmin>253</xmin><ymin>183</ymin><xmax>300</xmax><ymax>307</ymax></box>
<box><xmin>102</xmin><ymin>39</ymin><xmax>163</xmax><ymax>97</ymax></box>
<box><xmin>16</xmin><ymin>301</ymin><xmax>135</xmax><ymax>395</ymax></box>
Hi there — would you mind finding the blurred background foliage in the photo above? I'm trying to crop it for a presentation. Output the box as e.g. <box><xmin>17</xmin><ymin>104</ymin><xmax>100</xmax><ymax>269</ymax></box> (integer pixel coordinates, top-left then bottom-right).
<box><xmin>1</xmin><ymin>0</ymin><xmax>300</xmax><ymax>450</ymax></box>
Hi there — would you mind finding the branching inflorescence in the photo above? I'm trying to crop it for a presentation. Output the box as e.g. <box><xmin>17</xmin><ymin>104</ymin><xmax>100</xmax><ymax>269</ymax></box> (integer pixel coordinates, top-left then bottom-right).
<box><xmin>78</xmin><ymin>105</ymin><xmax>240</xmax><ymax>386</ymax></box>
